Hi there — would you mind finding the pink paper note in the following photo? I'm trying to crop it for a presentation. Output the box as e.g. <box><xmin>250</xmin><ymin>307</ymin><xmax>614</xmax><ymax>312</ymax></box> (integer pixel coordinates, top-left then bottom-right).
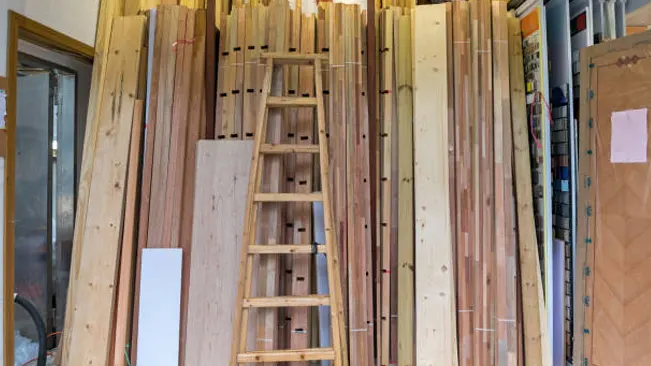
<box><xmin>611</xmin><ymin>108</ymin><xmax>648</xmax><ymax>163</ymax></box>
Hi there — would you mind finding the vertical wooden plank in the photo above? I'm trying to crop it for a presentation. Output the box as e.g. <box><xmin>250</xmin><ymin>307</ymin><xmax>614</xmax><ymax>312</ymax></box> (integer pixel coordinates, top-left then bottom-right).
<box><xmin>243</xmin><ymin>4</ymin><xmax>257</xmax><ymax>138</ymax></box>
<box><xmin>413</xmin><ymin>4</ymin><xmax>458</xmax><ymax>365</ymax></box>
<box><xmin>215</xmin><ymin>12</ymin><xmax>228</xmax><ymax>138</ymax></box>
<box><xmin>379</xmin><ymin>9</ymin><xmax>393</xmax><ymax>366</ymax></box>
<box><xmin>205</xmin><ymin>0</ymin><xmax>216</xmax><ymax>138</ymax></box>
<box><xmin>345</xmin><ymin>5</ymin><xmax>372</xmax><ymax>366</ymax></box>
<box><xmin>64</xmin><ymin>16</ymin><xmax>146</xmax><ymax>366</ymax></box>
<box><xmin>492</xmin><ymin>2</ymin><xmax>517</xmax><ymax>365</ymax></box>
<box><xmin>178</xmin><ymin>10</ymin><xmax>207</xmax><ymax>365</ymax></box>
<box><xmin>328</xmin><ymin>3</ymin><xmax>349</xmax><ymax>336</ymax></box>
<box><xmin>234</xmin><ymin>7</ymin><xmax>246</xmax><ymax>139</ymax></box>
<box><xmin>508</xmin><ymin>14</ymin><xmax>547</xmax><ymax>366</ymax></box>
<box><xmin>163</xmin><ymin>6</ymin><xmax>191</xmax><ymax>250</ymax></box>
<box><xmin>147</xmin><ymin>5</ymin><xmax>179</xmax><ymax>249</ymax></box>
<box><xmin>396</xmin><ymin>12</ymin><xmax>414</xmax><ymax>366</ymax></box>
<box><xmin>471</xmin><ymin>0</ymin><xmax>494</xmax><ymax>363</ymax></box>
<box><xmin>112</xmin><ymin>100</ymin><xmax>144</xmax><ymax>366</ymax></box>
<box><xmin>220</xmin><ymin>11</ymin><xmax>238</xmax><ymax>139</ymax></box>
<box><xmin>59</xmin><ymin>0</ymin><xmax>126</xmax><ymax>362</ymax></box>
<box><xmin>184</xmin><ymin>140</ymin><xmax>253</xmax><ymax>366</ymax></box>
<box><xmin>453</xmin><ymin>2</ymin><xmax>474</xmax><ymax>365</ymax></box>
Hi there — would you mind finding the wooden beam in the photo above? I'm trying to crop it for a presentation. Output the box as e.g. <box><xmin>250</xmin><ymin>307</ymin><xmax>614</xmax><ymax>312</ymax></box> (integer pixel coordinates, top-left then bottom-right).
<box><xmin>58</xmin><ymin>0</ymin><xmax>126</xmax><ymax>363</ymax></box>
<box><xmin>63</xmin><ymin>16</ymin><xmax>146</xmax><ymax>366</ymax></box>
<box><xmin>507</xmin><ymin>14</ymin><xmax>548</xmax><ymax>366</ymax></box>
<box><xmin>493</xmin><ymin>2</ymin><xmax>517</xmax><ymax>364</ymax></box>
<box><xmin>111</xmin><ymin>100</ymin><xmax>144</xmax><ymax>366</ymax></box>
<box><xmin>396</xmin><ymin>11</ymin><xmax>414</xmax><ymax>366</ymax></box>
<box><xmin>413</xmin><ymin>4</ymin><xmax>458</xmax><ymax>365</ymax></box>
<box><xmin>205</xmin><ymin>0</ymin><xmax>217</xmax><ymax>138</ymax></box>
<box><xmin>452</xmin><ymin>2</ymin><xmax>474</xmax><ymax>365</ymax></box>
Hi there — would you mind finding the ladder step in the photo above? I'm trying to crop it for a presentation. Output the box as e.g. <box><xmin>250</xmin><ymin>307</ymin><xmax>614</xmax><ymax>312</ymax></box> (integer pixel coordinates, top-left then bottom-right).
<box><xmin>260</xmin><ymin>144</ymin><xmax>320</xmax><ymax>154</ymax></box>
<box><xmin>267</xmin><ymin>96</ymin><xmax>317</xmax><ymax>107</ymax></box>
<box><xmin>262</xmin><ymin>52</ymin><xmax>328</xmax><ymax>65</ymax></box>
<box><xmin>237</xmin><ymin>348</ymin><xmax>336</xmax><ymax>363</ymax></box>
<box><xmin>243</xmin><ymin>295</ymin><xmax>330</xmax><ymax>308</ymax></box>
<box><xmin>249</xmin><ymin>245</ymin><xmax>326</xmax><ymax>254</ymax></box>
<box><xmin>254</xmin><ymin>193</ymin><xmax>323</xmax><ymax>202</ymax></box>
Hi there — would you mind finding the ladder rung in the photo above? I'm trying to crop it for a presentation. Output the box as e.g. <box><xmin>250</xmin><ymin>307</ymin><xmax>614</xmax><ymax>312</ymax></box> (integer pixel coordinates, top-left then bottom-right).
<box><xmin>249</xmin><ymin>245</ymin><xmax>327</xmax><ymax>254</ymax></box>
<box><xmin>267</xmin><ymin>96</ymin><xmax>317</xmax><ymax>107</ymax></box>
<box><xmin>262</xmin><ymin>52</ymin><xmax>328</xmax><ymax>65</ymax></box>
<box><xmin>237</xmin><ymin>348</ymin><xmax>335</xmax><ymax>363</ymax></box>
<box><xmin>254</xmin><ymin>193</ymin><xmax>323</xmax><ymax>202</ymax></box>
<box><xmin>243</xmin><ymin>295</ymin><xmax>330</xmax><ymax>308</ymax></box>
<box><xmin>260</xmin><ymin>144</ymin><xmax>320</xmax><ymax>154</ymax></box>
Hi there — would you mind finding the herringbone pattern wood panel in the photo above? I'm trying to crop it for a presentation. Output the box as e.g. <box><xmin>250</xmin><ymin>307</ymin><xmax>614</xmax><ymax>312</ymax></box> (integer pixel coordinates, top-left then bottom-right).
<box><xmin>591</xmin><ymin>53</ymin><xmax>651</xmax><ymax>366</ymax></box>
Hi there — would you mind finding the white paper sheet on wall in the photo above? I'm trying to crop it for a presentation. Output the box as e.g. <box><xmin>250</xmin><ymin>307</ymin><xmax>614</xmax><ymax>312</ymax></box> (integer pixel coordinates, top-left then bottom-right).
<box><xmin>611</xmin><ymin>108</ymin><xmax>648</xmax><ymax>163</ymax></box>
<box><xmin>0</xmin><ymin>90</ymin><xmax>6</xmax><ymax>128</ymax></box>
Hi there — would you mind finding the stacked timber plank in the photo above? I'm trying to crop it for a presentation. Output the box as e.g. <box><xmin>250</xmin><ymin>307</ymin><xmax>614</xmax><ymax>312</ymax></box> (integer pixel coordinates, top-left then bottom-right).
<box><xmin>59</xmin><ymin>5</ymin><xmax>208</xmax><ymax>366</ymax></box>
<box><xmin>406</xmin><ymin>2</ymin><xmax>548</xmax><ymax>365</ymax></box>
<box><xmin>59</xmin><ymin>15</ymin><xmax>148</xmax><ymax>366</ymax></box>
<box><xmin>376</xmin><ymin>5</ymin><xmax>414</xmax><ymax>366</ymax></box>
<box><xmin>132</xmin><ymin>6</ymin><xmax>207</xmax><ymax>365</ymax></box>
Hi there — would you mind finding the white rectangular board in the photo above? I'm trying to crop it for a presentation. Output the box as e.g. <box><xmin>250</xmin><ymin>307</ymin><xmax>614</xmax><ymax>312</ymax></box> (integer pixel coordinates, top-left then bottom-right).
<box><xmin>136</xmin><ymin>248</ymin><xmax>183</xmax><ymax>366</ymax></box>
<box><xmin>413</xmin><ymin>4</ymin><xmax>458</xmax><ymax>366</ymax></box>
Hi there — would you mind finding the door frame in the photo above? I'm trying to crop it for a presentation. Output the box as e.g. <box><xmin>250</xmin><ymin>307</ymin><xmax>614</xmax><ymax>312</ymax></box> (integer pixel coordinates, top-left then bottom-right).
<box><xmin>5</xmin><ymin>11</ymin><xmax>93</xmax><ymax>365</ymax></box>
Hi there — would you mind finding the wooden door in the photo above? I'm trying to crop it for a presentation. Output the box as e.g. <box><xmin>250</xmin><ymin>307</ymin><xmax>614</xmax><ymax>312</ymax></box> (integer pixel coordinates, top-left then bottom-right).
<box><xmin>576</xmin><ymin>31</ymin><xmax>651</xmax><ymax>366</ymax></box>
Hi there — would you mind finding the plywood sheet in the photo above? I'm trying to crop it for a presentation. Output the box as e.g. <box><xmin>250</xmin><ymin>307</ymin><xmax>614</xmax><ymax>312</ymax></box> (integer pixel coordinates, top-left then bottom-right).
<box><xmin>184</xmin><ymin>140</ymin><xmax>253</xmax><ymax>365</ymax></box>
<box><xmin>136</xmin><ymin>248</ymin><xmax>183</xmax><ymax>366</ymax></box>
<box><xmin>576</xmin><ymin>30</ymin><xmax>651</xmax><ymax>366</ymax></box>
<box><xmin>413</xmin><ymin>4</ymin><xmax>457</xmax><ymax>365</ymax></box>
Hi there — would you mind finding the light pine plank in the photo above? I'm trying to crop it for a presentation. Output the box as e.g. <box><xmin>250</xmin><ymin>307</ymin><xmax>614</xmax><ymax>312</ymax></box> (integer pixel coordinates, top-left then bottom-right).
<box><xmin>183</xmin><ymin>140</ymin><xmax>253</xmax><ymax>365</ymax></box>
<box><xmin>492</xmin><ymin>3</ymin><xmax>517</xmax><ymax>365</ymax></box>
<box><xmin>507</xmin><ymin>15</ymin><xmax>548</xmax><ymax>366</ymax></box>
<box><xmin>64</xmin><ymin>16</ymin><xmax>146</xmax><ymax>366</ymax></box>
<box><xmin>111</xmin><ymin>100</ymin><xmax>144</xmax><ymax>366</ymax></box>
<box><xmin>396</xmin><ymin>12</ymin><xmax>415</xmax><ymax>366</ymax></box>
<box><xmin>413</xmin><ymin>4</ymin><xmax>458</xmax><ymax>365</ymax></box>
<box><xmin>59</xmin><ymin>0</ymin><xmax>126</xmax><ymax>362</ymax></box>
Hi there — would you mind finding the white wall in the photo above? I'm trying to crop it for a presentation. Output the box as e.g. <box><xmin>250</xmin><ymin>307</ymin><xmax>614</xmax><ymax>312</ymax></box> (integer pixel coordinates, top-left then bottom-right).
<box><xmin>0</xmin><ymin>0</ymin><xmax>99</xmax><ymax>76</ymax></box>
<box><xmin>0</xmin><ymin>0</ymin><xmax>98</xmax><ymax>361</ymax></box>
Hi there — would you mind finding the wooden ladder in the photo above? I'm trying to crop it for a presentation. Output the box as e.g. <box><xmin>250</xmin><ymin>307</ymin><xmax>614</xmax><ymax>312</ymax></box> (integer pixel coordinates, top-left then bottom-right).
<box><xmin>230</xmin><ymin>52</ymin><xmax>348</xmax><ymax>365</ymax></box>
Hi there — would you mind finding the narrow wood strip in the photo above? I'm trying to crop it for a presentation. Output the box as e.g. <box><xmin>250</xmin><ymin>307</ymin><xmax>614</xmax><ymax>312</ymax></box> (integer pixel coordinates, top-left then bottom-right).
<box><xmin>205</xmin><ymin>0</ymin><xmax>216</xmax><ymax>138</ymax></box>
<box><xmin>214</xmin><ymin>12</ymin><xmax>228</xmax><ymax>138</ymax></box>
<box><xmin>111</xmin><ymin>100</ymin><xmax>144</xmax><ymax>366</ymax></box>
<box><xmin>234</xmin><ymin>6</ymin><xmax>246</xmax><ymax>139</ymax></box>
<box><xmin>414</xmin><ymin>4</ymin><xmax>458</xmax><ymax>365</ymax></box>
<box><xmin>243</xmin><ymin>4</ymin><xmax>257</xmax><ymax>138</ymax></box>
<box><xmin>237</xmin><ymin>348</ymin><xmax>335</xmax><ymax>362</ymax></box>
<box><xmin>147</xmin><ymin>5</ymin><xmax>179</xmax><ymax>249</ymax></box>
<box><xmin>396</xmin><ymin>11</ymin><xmax>414</xmax><ymax>366</ymax></box>
<box><xmin>492</xmin><ymin>2</ymin><xmax>518</xmax><ymax>364</ymax></box>
<box><xmin>508</xmin><ymin>14</ymin><xmax>547</xmax><ymax>366</ymax></box>
<box><xmin>178</xmin><ymin>9</ymin><xmax>206</xmax><ymax>365</ymax></box>
<box><xmin>452</xmin><ymin>2</ymin><xmax>474</xmax><ymax>365</ymax></box>
<box><xmin>221</xmin><ymin>11</ymin><xmax>238</xmax><ymax>139</ymax></box>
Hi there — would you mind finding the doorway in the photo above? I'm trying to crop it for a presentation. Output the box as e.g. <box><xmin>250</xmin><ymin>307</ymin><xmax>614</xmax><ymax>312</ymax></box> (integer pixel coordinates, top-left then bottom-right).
<box><xmin>5</xmin><ymin>12</ymin><xmax>93</xmax><ymax>366</ymax></box>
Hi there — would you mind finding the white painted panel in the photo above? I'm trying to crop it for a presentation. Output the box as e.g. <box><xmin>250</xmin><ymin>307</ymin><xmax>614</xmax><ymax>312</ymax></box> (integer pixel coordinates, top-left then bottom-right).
<box><xmin>136</xmin><ymin>248</ymin><xmax>183</xmax><ymax>366</ymax></box>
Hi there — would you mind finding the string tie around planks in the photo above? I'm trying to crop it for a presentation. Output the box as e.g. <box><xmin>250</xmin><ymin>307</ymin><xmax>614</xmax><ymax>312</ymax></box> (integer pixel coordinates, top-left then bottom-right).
<box><xmin>172</xmin><ymin>38</ymin><xmax>197</xmax><ymax>51</ymax></box>
<box><xmin>529</xmin><ymin>90</ymin><xmax>553</xmax><ymax>150</ymax></box>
